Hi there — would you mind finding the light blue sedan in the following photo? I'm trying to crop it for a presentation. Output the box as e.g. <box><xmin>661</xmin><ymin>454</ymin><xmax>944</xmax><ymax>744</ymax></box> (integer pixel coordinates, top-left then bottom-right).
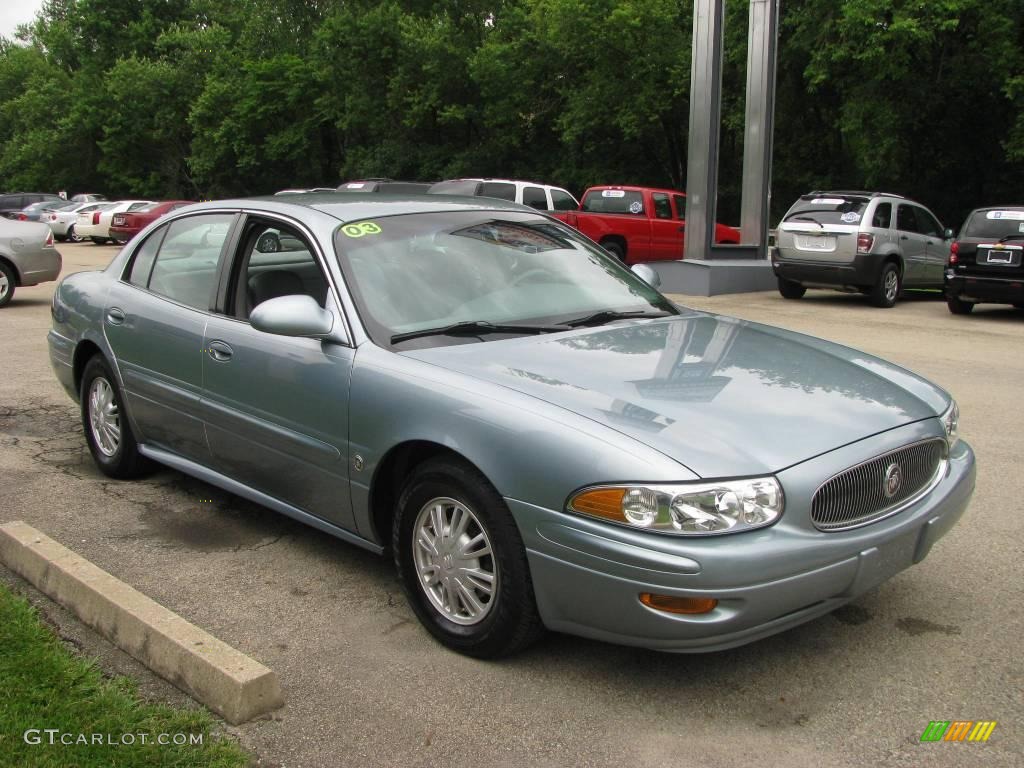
<box><xmin>47</xmin><ymin>195</ymin><xmax>975</xmax><ymax>657</ymax></box>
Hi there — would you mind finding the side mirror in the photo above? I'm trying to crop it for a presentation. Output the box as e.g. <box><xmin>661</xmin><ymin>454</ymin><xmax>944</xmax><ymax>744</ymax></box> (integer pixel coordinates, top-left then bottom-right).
<box><xmin>944</xmin><ymin>228</ymin><xmax>954</xmax><ymax>239</ymax></box>
<box><xmin>631</xmin><ymin>263</ymin><xmax>661</xmax><ymax>289</ymax></box>
<box><xmin>250</xmin><ymin>295</ymin><xmax>334</xmax><ymax>339</ymax></box>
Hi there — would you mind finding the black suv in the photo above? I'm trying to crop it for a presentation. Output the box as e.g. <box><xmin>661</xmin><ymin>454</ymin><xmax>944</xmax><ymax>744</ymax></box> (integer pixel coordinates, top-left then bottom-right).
<box><xmin>946</xmin><ymin>206</ymin><xmax>1024</xmax><ymax>314</ymax></box>
<box><xmin>0</xmin><ymin>192</ymin><xmax>62</xmax><ymax>219</ymax></box>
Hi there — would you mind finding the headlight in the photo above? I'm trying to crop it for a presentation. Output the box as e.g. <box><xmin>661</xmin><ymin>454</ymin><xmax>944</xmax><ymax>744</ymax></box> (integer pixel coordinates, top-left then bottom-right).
<box><xmin>567</xmin><ymin>478</ymin><xmax>784</xmax><ymax>536</ymax></box>
<box><xmin>941</xmin><ymin>399</ymin><xmax>959</xmax><ymax>448</ymax></box>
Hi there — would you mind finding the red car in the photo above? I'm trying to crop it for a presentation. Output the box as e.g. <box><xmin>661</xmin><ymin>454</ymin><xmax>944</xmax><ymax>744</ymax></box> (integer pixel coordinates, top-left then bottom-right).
<box><xmin>552</xmin><ymin>185</ymin><xmax>740</xmax><ymax>263</ymax></box>
<box><xmin>108</xmin><ymin>200</ymin><xmax>195</xmax><ymax>244</ymax></box>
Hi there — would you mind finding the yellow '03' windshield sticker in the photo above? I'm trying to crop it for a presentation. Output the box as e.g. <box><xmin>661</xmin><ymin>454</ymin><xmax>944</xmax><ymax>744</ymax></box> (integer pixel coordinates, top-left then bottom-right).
<box><xmin>342</xmin><ymin>222</ymin><xmax>382</xmax><ymax>238</ymax></box>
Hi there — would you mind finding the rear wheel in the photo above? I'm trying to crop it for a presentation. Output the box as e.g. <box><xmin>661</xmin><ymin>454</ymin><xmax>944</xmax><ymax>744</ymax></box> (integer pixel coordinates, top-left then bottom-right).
<box><xmin>777</xmin><ymin>278</ymin><xmax>806</xmax><ymax>300</ymax></box>
<box><xmin>870</xmin><ymin>263</ymin><xmax>900</xmax><ymax>308</ymax></box>
<box><xmin>0</xmin><ymin>261</ymin><xmax>16</xmax><ymax>308</ymax></box>
<box><xmin>601</xmin><ymin>240</ymin><xmax>626</xmax><ymax>263</ymax></box>
<box><xmin>394</xmin><ymin>457</ymin><xmax>543</xmax><ymax>658</ymax></box>
<box><xmin>947</xmin><ymin>295</ymin><xmax>975</xmax><ymax>315</ymax></box>
<box><xmin>80</xmin><ymin>355</ymin><xmax>154</xmax><ymax>478</ymax></box>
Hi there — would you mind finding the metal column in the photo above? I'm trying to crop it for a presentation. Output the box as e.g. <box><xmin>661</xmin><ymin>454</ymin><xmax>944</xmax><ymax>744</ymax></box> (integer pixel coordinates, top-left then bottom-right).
<box><xmin>683</xmin><ymin>0</ymin><xmax>725</xmax><ymax>262</ymax></box>
<box><xmin>739</xmin><ymin>0</ymin><xmax>779</xmax><ymax>249</ymax></box>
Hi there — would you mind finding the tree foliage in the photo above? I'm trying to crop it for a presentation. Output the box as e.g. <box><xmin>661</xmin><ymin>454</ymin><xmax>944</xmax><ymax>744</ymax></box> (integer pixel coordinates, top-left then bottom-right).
<box><xmin>0</xmin><ymin>0</ymin><xmax>1021</xmax><ymax>226</ymax></box>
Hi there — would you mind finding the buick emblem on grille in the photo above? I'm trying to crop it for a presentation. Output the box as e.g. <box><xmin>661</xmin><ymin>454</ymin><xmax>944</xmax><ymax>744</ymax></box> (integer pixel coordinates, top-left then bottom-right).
<box><xmin>883</xmin><ymin>463</ymin><xmax>903</xmax><ymax>498</ymax></box>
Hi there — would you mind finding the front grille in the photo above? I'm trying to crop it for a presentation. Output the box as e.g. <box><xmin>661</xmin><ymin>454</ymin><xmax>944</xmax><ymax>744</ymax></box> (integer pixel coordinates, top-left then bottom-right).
<box><xmin>811</xmin><ymin>439</ymin><xmax>947</xmax><ymax>531</ymax></box>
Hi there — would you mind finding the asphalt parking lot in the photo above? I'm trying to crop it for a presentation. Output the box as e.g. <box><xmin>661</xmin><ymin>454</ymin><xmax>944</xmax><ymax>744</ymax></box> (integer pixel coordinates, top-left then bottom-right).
<box><xmin>1</xmin><ymin>242</ymin><xmax>1020</xmax><ymax>768</ymax></box>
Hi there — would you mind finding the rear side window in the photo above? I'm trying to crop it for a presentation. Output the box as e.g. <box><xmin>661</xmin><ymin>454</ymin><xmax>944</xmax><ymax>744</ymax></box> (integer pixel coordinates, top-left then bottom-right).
<box><xmin>652</xmin><ymin>193</ymin><xmax>672</xmax><ymax>219</ymax></box>
<box><xmin>963</xmin><ymin>209</ymin><xmax>1024</xmax><ymax>239</ymax></box>
<box><xmin>126</xmin><ymin>228</ymin><xmax>167</xmax><ymax>287</ymax></box>
<box><xmin>522</xmin><ymin>186</ymin><xmax>547</xmax><ymax>210</ymax></box>
<box><xmin>896</xmin><ymin>205</ymin><xmax>918</xmax><ymax>233</ymax></box>
<box><xmin>871</xmin><ymin>203</ymin><xmax>892</xmax><ymax>228</ymax></box>
<box><xmin>784</xmin><ymin>196</ymin><xmax>867</xmax><ymax>225</ymax></box>
<box><xmin>145</xmin><ymin>214</ymin><xmax>234</xmax><ymax>310</ymax></box>
<box><xmin>478</xmin><ymin>182</ymin><xmax>516</xmax><ymax>202</ymax></box>
<box><xmin>550</xmin><ymin>189</ymin><xmax>577</xmax><ymax>211</ymax></box>
<box><xmin>581</xmin><ymin>189</ymin><xmax>645</xmax><ymax>215</ymax></box>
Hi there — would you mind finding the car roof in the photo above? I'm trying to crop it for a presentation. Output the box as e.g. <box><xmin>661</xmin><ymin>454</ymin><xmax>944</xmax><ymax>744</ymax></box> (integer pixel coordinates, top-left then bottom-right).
<box><xmin>184</xmin><ymin>193</ymin><xmax>535</xmax><ymax>223</ymax></box>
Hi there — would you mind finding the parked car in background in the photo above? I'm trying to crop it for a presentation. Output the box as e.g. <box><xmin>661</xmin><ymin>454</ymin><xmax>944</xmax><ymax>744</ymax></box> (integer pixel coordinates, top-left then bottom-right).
<box><xmin>109</xmin><ymin>200</ymin><xmax>196</xmax><ymax>244</ymax></box>
<box><xmin>773</xmin><ymin>191</ymin><xmax>951</xmax><ymax>308</ymax></box>
<box><xmin>552</xmin><ymin>185</ymin><xmax>740</xmax><ymax>263</ymax></box>
<box><xmin>0</xmin><ymin>192</ymin><xmax>61</xmax><ymax>219</ymax></box>
<box><xmin>70</xmin><ymin>193</ymin><xmax>108</xmax><ymax>203</ymax></box>
<box><xmin>75</xmin><ymin>200</ymin><xmax>152</xmax><ymax>244</ymax></box>
<box><xmin>44</xmin><ymin>202</ymin><xmax>114</xmax><ymax>242</ymax></box>
<box><xmin>15</xmin><ymin>200</ymin><xmax>65</xmax><ymax>222</ymax></box>
<box><xmin>339</xmin><ymin>179</ymin><xmax>433</xmax><ymax>194</ymax></box>
<box><xmin>428</xmin><ymin>178</ymin><xmax>578</xmax><ymax>212</ymax></box>
<box><xmin>945</xmin><ymin>206</ymin><xmax>1024</xmax><ymax>314</ymax></box>
<box><xmin>48</xmin><ymin>195</ymin><xmax>973</xmax><ymax>657</ymax></box>
<box><xmin>0</xmin><ymin>218</ymin><xmax>60</xmax><ymax>307</ymax></box>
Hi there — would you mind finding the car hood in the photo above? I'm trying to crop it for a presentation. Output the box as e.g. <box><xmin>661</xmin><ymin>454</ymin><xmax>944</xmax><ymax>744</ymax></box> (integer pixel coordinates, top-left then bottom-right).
<box><xmin>403</xmin><ymin>311</ymin><xmax>948</xmax><ymax>477</ymax></box>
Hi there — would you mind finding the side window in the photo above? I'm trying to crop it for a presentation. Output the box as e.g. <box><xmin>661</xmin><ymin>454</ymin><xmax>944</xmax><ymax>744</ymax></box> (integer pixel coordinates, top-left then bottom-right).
<box><xmin>673</xmin><ymin>195</ymin><xmax>687</xmax><ymax>219</ymax></box>
<box><xmin>478</xmin><ymin>182</ymin><xmax>516</xmax><ymax>202</ymax></box>
<box><xmin>914</xmin><ymin>207</ymin><xmax>942</xmax><ymax>238</ymax></box>
<box><xmin>652</xmin><ymin>193</ymin><xmax>672</xmax><ymax>219</ymax></box>
<box><xmin>147</xmin><ymin>214</ymin><xmax>234</xmax><ymax>310</ymax></box>
<box><xmin>896</xmin><ymin>205</ymin><xmax>918</xmax><ymax>233</ymax></box>
<box><xmin>126</xmin><ymin>227</ymin><xmax>167</xmax><ymax>287</ymax></box>
<box><xmin>522</xmin><ymin>186</ymin><xmax>547</xmax><ymax>210</ymax></box>
<box><xmin>872</xmin><ymin>203</ymin><xmax>892</xmax><ymax>228</ymax></box>
<box><xmin>550</xmin><ymin>189</ymin><xmax>577</xmax><ymax>211</ymax></box>
<box><xmin>231</xmin><ymin>219</ymin><xmax>330</xmax><ymax>319</ymax></box>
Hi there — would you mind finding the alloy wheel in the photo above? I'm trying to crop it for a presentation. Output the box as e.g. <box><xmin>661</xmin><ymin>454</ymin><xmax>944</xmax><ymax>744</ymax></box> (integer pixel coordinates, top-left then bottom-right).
<box><xmin>88</xmin><ymin>377</ymin><xmax>121</xmax><ymax>457</ymax></box>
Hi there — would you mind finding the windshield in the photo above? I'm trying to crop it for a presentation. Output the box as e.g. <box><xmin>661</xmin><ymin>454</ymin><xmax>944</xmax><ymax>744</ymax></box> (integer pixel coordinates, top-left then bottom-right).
<box><xmin>333</xmin><ymin>211</ymin><xmax>676</xmax><ymax>348</ymax></box>
<box><xmin>783</xmin><ymin>196</ymin><xmax>868</xmax><ymax>226</ymax></box>
<box><xmin>963</xmin><ymin>209</ymin><xmax>1024</xmax><ymax>239</ymax></box>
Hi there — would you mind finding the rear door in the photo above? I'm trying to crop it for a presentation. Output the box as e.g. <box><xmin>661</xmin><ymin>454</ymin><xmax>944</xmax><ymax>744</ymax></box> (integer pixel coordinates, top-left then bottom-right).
<box><xmin>896</xmin><ymin>204</ymin><xmax>928</xmax><ymax>284</ymax></box>
<box><xmin>199</xmin><ymin>214</ymin><xmax>357</xmax><ymax>531</ymax></box>
<box><xmin>104</xmin><ymin>212</ymin><xmax>237</xmax><ymax>461</ymax></box>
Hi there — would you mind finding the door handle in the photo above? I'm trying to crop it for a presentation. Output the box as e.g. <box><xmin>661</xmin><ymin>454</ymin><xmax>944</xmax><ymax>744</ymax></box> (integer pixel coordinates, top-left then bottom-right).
<box><xmin>106</xmin><ymin>307</ymin><xmax>126</xmax><ymax>325</ymax></box>
<box><xmin>206</xmin><ymin>340</ymin><xmax>233</xmax><ymax>362</ymax></box>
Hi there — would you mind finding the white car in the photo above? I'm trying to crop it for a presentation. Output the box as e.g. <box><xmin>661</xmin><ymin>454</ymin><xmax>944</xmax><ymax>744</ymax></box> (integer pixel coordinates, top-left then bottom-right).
<box><xmin>75</xmin><ymin>200</ymin><xmax>151</xmax><ymax>244</ymax></box>
<box><xmin>43</xmin><ymin>202</ymin><xmax>114</xmax><ymax>242</ymax></box>
<box><xmin>428</xmin><ymin>178</ymin><xmax>579</xmax><ymax>212</ymax></box>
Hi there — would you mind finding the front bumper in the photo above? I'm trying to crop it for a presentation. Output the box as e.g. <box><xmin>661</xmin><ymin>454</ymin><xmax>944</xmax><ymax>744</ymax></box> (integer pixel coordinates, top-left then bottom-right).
<box><xmin>773</xmin><ymin>253</ymin><xmax>881</xmax><ymax>288</ymax></box>
<box><xmin>946</xmin><ymin>272</ymin><xmax>1024</xmax><ymax>304</ymax></box>
<box><xmin>513</xmin><ymin>422</ymin><xmax>975</xmax><ymax>652</ymax></box>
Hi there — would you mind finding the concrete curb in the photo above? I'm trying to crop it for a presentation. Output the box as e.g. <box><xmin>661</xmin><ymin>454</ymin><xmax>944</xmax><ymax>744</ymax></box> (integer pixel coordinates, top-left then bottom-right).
<box><xmin>0</xmin><ymin>520</ymin><xmax>284</xmax><ymax>724</ymax></box>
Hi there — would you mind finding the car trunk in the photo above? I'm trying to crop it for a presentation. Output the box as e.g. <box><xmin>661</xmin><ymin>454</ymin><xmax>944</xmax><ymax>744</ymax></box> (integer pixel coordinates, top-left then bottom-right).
<box><xmin>777</xmin><ymin>195</ymin><xmax>870</xmax><ymax>263</ymax></box>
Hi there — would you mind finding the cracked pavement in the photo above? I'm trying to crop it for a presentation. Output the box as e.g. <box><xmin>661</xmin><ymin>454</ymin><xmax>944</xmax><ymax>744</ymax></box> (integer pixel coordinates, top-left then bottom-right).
<box><xmin>0</xmin><ymin>244</ymin><xmax>1020</xmax><ymax>768</ymax></box>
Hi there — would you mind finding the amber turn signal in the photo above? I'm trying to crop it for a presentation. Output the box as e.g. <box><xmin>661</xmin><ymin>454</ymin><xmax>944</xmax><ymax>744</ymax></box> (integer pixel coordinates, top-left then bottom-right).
<box><xmin>569</xmin><ymin>487</ymin><xmax>626</xmax><ymax>521</ymax></box>
<box><xmin>639</xmin><ymin>593</ymin><xmax>718</xmax><ymax>615</ymax></box>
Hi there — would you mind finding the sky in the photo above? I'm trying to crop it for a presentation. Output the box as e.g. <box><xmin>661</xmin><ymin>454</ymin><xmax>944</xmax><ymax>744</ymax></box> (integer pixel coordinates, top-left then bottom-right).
<box><xmin>0</xmin><ymin>0</ymin><xmax>45</xmax><ymax>40</ymax></box>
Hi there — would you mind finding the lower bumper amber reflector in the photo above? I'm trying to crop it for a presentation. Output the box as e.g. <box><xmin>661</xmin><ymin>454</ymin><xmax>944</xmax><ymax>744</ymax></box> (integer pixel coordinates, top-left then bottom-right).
<box><xmin>639</xmin><ymin>593</ymin><xmax>718</xmax><ymax>615</ymax></box>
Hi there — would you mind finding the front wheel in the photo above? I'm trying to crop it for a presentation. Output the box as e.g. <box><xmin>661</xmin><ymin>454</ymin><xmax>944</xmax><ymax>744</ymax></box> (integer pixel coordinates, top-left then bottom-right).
<box><xmin>80</xmin><ymin>355</ymin><xmax>154</xmax><ymax>478</ymax></box>
<box><xmin>90</xmin><ymin>237</ymin><xmax>108</xmax><ymax>245</ymax></box>
<box><xmin>394</xmin><ymin>458</ymin><xmax>543</xmax><ymax>658</ymax></box>
<box><xmin>67</xmin><ymin>225</ymin><xmax>84</xmax><ymax>243</ymax></box>
<box><xmin>0</xmin><ymin>260</ymin><xmax>16</xmax><ymax>307</ymax></box>
<box><xmin>947</xmin><ymin>295</ymin><xmax>975</xmax><ymax>315</ymax></box>
<box><xmin>777</xmin><ymin>277</ymin><xmax>806</xmax><ymax>299</ymax></box>
<box><xmin>870</xmin><ymin>263</ymin><xmax>900</xmax><ymax>308</ymax></box>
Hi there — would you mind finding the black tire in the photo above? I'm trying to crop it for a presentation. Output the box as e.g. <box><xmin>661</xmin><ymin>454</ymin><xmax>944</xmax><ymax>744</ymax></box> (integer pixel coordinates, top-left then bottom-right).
<box><xmin>256</xmin><ymin>232</ymin><xmax>281</xmax><ymax>253</ymax></box>
<box><xmin>947</xmin><ymin>295</ymin><xmax>975</xmax><ymax>315</ymax></box>
<box><xmin>0</xmin><ymin>260</ymin><xmax>16</xmax><ymax>308</ymax></box>
<box><xmin>67</xmin><ymin>225</ymin><xmax>84</xmax><ymax>243</ymax></box>
<box><xmin>870</xmin><ymin>262</ymin><xmax>900</xmax><ymax>308</ymax></box>
<box><xmin>777</xmin><ymin>277</ymin><xmax>806</xmax><ymax>299</ymax></box>
<box><xmin>601</xmin><ymin>239</ymin><xmax>626</xmax><ymax>263</ymax></box>
<box><xmin>90</xmin><ymin>237</ymin><xmax>106</xmax><ymax>245</ymax></box>
<box><xmin>80</xmin><ymin>355</ymin><xmax>154</xmax><ymax>479</ymax></box>
<box><xmin>393</xmin><ymin>457</ymin><xmax>544</xmax><ymax>658</ymax></box>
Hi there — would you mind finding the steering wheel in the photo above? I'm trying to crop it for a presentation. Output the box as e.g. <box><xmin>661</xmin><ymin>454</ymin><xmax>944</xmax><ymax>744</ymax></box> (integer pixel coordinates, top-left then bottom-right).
<box><xmin>511</xmin><ymin>268</ymin><xmax>551</xmax><ymax>286</ymax></box>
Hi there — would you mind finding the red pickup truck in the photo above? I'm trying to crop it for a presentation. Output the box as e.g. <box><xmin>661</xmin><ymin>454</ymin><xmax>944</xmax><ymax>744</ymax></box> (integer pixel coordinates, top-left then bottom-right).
<box><xmin>552</xmin><ymin>185</ymin><xmax>740</xmax><ymax>263</ymax></box>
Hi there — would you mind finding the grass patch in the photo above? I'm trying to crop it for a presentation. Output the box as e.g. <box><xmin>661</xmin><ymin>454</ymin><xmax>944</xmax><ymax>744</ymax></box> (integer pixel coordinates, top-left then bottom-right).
<box><xmin>0</xmin><ymin>584</ymin><xmax>251</xmax><ymax>767</ymax></box>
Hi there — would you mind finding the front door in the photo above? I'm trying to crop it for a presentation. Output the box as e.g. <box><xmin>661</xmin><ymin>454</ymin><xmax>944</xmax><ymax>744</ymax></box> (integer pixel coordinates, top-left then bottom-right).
<box><xmin>896</xmin><ymin>204</ymin><xmax>928</xmax><ymax>285</ymax></box>
<box><xmin>648</xmin><ymin>192</ymin><xmax>683</xmax><ymax>261</ymax></box>
<box><xmin>104</xmin><ymin>212</ymin><xmax>236</xmax><ymax>461</ymax></box>
<box><xmin>913</xmin><ymin>206</ymin><xmax>948</xmax><ymax>285</ymax></box>
<box><xmin>199</xmin><ymin>216</ymin><xmax>356</xmax><ymax>531</ymax></box>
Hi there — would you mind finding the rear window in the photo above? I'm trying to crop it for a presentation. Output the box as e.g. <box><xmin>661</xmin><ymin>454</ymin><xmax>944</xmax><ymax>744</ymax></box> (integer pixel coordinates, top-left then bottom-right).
<box><xmin>136</xmin><ymin>203</ymin><xmax>160</xmax><ymax>212</ymax></box>
<box><xmin>963</xmin><ymin>209</ymin><xmax>1024</xmax><ymax>239</ymax></box>
<box><xmin>783</xmin><ymin>196</ymin><xmax>868</xmax><ymax>226</ymax></box>
<box><xmin>581</xmin><ymin>189</ymin><xmax>645</xmax><ymax>215</ymax></box>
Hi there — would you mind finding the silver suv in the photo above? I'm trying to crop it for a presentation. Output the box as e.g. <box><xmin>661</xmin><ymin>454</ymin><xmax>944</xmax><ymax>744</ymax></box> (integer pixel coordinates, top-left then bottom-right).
<box><xmin>772</xmin><ymin>191</ymin><xmax>952</xmax><ymax>307</ymax></box>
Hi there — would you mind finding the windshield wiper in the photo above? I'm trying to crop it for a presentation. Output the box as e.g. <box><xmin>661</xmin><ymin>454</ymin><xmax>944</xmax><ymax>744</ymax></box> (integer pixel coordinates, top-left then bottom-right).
<box><xmin>996</xmin><ymin>234</ymin><xmax>1024</xmax><ymax>244</ymax></box>
<box><xmin>563</xmin><ymin>309</ymin><xmax>672</xmax><ymax>328</ymax></box>
<box><xmin>391</xmin><ymin>320</ymin><xmax>567</xmax><ymax>344</ymax></box>
<box><xmin>786</xmin><ymin>215</ymin><xmax>824</xmax><ymax>227</ymax></box>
